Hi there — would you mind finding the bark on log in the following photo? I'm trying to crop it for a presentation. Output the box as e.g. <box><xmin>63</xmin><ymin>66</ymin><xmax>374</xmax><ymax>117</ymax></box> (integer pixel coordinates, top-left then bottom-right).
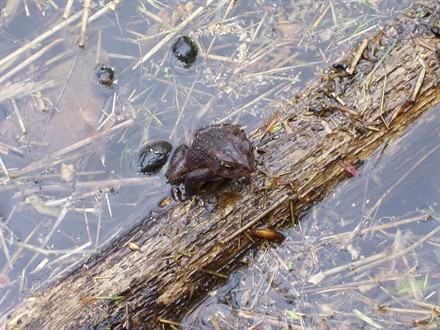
<box><xmin>3</xmin><ymin>3</ymin><xmax>440</xmax><ymax>329</ymax></box>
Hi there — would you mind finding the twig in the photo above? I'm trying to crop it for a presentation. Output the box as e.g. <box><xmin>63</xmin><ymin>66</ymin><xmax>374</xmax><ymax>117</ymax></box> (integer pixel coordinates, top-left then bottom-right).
<box><xmin>309</xmin><ymin>251</ymin><xmax>387</xmax><ymax>284</ymax></box>
<box><xmin>311</xmin><ymin>4</ymin><xmax>330</xmax><ymax>29</ymax></box>
<box><xmin>209</xmin><ymin>316</ymin><xmax>222</xmax><ymax>330</ymax></box>
<box><xmin>360</xmin><ymin>41</ymin><xmax>396</xmax><ymax>87</ymax></box>
<box><xmin>1</xmin><ymin>0</ymin><xmax>124</xmax><ymax>73</ymax></box>
<box><xmin>203</xmin><ymin>53</ymin><xmax>235</xmax><ymax>63</ymax></box>
<box><xmin>410</xmin><ymin>65</ymin><xmax>426</xmax><ymax>102</ymax></box>
<box><xmin>33</xmin><ymin>91</ymin><xmax>47</xmax><ymax>112</ymax></box>
<box><xmin>13</xmin><ymin>119</ymin><xmax>135</xmax><ymax>177</ymax></box>
<box><xmin>46</xmin><ymin>243</ymin><xmax>94</xmax><ymax>265</ymax></box>
<box><xmin>48</xmin><ymin>1</ymin><xmax>59</xmax><ymax>11</ymax></box>
<box><xmin>98</xmin><ymin>92</ymin><xmax>117</xmax><ymax>131</ymax></box>
<box><xmin>53</xmin><ymin>52</ymin><xmax>80</xmax><ymax>108</ymax></box>
<box><xmin>417</xmin><ymin>41</ymin><xmax>435</xmax><ymax>52</ymax></box>
<box><xmin>0</xmin><ymin>38</ymin><xmax>63</xmax><ymax>85</ymax></box>
<box><xmin>243</xmin><ymin>61</ymin><xmax>324</xmax><ymax>78</ymax></box>
<box><xmin>23</xmin><ymin>202</ymin><xmax>71</xmax><ymax>272</ymax></box>
<box><xmin>320</xmin><ymin>213</ymin><xmax>431</xmax><ymax>242</ymax></box>
<box><xmin>200</xmin><ymin>269</ymin><xmax>228</xmax><ymax>279</ymax></box>
<box><xmin>380</xmin><ymin>307</ymin><xmax>433</xmax><ymax>315</ymax></box>
<box><xmin>0</xmin><ymin>80</ymin><xmax>58</xmax><ymax>103</ymax></box>
<box><xmin>170</xmin><ymin>79</ymin><xmax>197</xmax><ymax>139</ymax></box>
<box><xmin>218</xmin><ymin>84</ymin><xmax>281</xmax><ymax>123</ymax></box>
<box><xmin>0</xmin><ymin>220</ymin><xmax>13</xmax><ymax>269</ymax></box>
<box><xmin>0</xmin><ymin>11</ymin><xmax>83</xmax><ymax>74</ymax></box>
<box><xmin>348</xmin><ymin>38</ymin><xmax>368</xmax><ymax>75</ymax></box>
<box><xmin>86</xmin><ymin>0</ymin><xmax>124</xmax><ymax>25</ymax></box>
<box><xmin>10</xmin><ymin>99</ymin><xmax>27</xmax><ymax>135</ymax></box>
<box><xmin>0</xmin><ymin>157</ymin><xmax>10</xmax><ymax>181</ymax></box>
<box><xmin>221</xmin><ymin>195</ymin><xmax>289</xmax><ymax>244</ymax></box>
<box><xmin>260</xmin><ymin>111</ymin><xmax>282</xmax><ymax>139</ymax></box>
<box><xmin>137</xmin><ymin>3</ymin><xmax>164</xmax><ymax>24</ymax></box>
<box><xmin>105</xmin><ymin>193</ymin><xmax>113</xmax><ymax>218</ymax></box>
<box><xmin>33</xmin><ymin>0</ymin><xmax>43</xmax><ymax>15</ymax></box>
<box><xmin>304</xmin><ymin>276</ymin><xmax>404</xmax><ymax>294</ymax></box>
<box><xmin>78</xmin><ymin>0</ymin><xmax>91</xmax><ymax>48</ymax></box>
<box><xmin>353</xmin><ymin>224</ymin><xmax>440</xmax><ymax>275</ymax></box>
<box><xmin>158</xmin><ymin>319</ymin><xmax>181</xmax><ymax>327</ymax></box>
<box><xmin>75</xmin><ymin>176</ymin><xmax>157</xmax><ymax>190</ymax></box>
<box><xmin>330</xmin><ymin>105</ymin><xmax>359</xmax><ymax>117</ymax></box>
<box><xmin>95</xmin><ymin>30</ymin><xmax>102</xmax><ymax>65</ymax></box>
<box><xmin>202</xmin><ymin>0</ymin><xmax>238</xmax><ymax>64</ymax></box>
<box><xmin>337</xmin><ymin>24</ymin><xmax>377</xmax><ymax>45</ymax></box>
<box><xmin>16</xmin><ymin>241</ymin><xmax>95</xmax><ymax>256</ymax></box>
<box><xmin>329</xmin><ymin>0</ymin><xmax>338</xmax><ymax>27</ymax></box>
<box><xmin>62</xmin><ymin>0</ymin><xmax>75</xmax><ymax>19</ymax></box>
<box><xmin>387</xmin><ymin>100</ymin><xmax>414</xmax><ymax>126</ymax></box>
<box><xmin>3</xmin><ymin>0</ymin><xmax>21</xmax><ymax>20</ymax></box>
<box><xmin>95</xmin><ymin>209</ymin><xmax>103</xmax><ymax>250</ymax></box>
<box><xmin>379</xmin><ymin>74</ymin><xmax>389</xmax><ymax>129</ymax></box>
<box><xmin>0</xmin><ymin>141</ymin><xmax>24</xmax><ymax>156</ymax></box>
<box><xmin>5</xmin><ymin>217</ymin><xmax>43</xmax><ymax>269</ymax></box>
<box><xmin>330</xmin><ymin>93</ymin><xmax>346</xmax><ymax>106</ymax></box>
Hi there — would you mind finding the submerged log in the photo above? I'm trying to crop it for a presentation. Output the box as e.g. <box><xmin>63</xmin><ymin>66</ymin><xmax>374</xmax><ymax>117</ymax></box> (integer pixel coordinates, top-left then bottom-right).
<box><xmin>3</xmin><ymin>3</ymin><xmax>440</xmax><ymax>329</ymax></box>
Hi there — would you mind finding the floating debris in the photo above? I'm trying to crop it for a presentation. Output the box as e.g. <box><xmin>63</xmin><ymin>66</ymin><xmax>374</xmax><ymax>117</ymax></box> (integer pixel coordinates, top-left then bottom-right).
<box><xmin>159</xmin><ymin>196</ymin><xmax>173</xmax><ymax>208</ymax></box>
<box><xmin>340</xmin><ymin>160</ymin><xmax>360</xmax><ymax>177</ymax></box>
<box><xmin>249</xmin><ymin>228</ymin><xmax>286</xmax><ymax>241</ymax></box>
<box><xmin>127</xmin><ymin>242</ymin><xmax>141</xmax><ymax>252</ymax></box>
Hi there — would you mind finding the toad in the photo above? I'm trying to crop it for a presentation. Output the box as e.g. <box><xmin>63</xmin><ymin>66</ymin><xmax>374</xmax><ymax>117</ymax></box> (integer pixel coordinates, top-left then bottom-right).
<box><xmin>166</xmin><ymin>124</ymin><xmax>255</xmax><ymax>196</ymax></box>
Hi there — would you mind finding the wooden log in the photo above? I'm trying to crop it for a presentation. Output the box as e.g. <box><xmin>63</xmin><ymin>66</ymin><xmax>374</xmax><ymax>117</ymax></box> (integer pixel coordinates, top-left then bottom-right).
<box><xmin>3</xmin><ymin>3</ymin><xmax>440</xmax><ymax>329</ymax></box>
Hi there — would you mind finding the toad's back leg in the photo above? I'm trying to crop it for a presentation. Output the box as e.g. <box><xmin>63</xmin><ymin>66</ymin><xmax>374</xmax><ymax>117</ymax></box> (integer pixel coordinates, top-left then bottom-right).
<box><xmin>184</xmin><ymin>168</ymin><xmax>212</xmax><ymax>196</ymax></box>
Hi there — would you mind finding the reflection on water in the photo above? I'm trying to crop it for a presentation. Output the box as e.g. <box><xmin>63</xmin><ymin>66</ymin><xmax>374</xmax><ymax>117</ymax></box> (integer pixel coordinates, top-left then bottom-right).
<box><xmin>0</xmin><ymin>0</ymin><xmax>415</xmax><ymax>316</ymax></box>
<box><xmin>181</xmin><ymin>107</ymin><xmax>440</xmax><ymax>328</ymax></box>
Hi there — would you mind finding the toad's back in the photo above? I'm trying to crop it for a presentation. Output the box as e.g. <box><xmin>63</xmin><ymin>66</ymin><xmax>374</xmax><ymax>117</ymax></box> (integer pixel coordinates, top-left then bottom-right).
<box><xmin>186</xmin><ymin>124</ymin><xmax>254</xmax><ymax>178</ymax></box>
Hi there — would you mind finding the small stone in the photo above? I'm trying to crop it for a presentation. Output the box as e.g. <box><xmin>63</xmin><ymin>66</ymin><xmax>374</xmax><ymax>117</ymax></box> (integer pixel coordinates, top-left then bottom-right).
<box><xmin>139</xmin><ymin>141</ymin><xmax>172</xmax><ymax>175</ymax></box>
<box><xmin>172</xmin><ymin>36</ymin><xmax>198</xmax><ymax>68</ymax></box>
<box><xmin>95</xmin><ymin>65</ymin><xmax>116</xmax><ymax>88</ymax></box>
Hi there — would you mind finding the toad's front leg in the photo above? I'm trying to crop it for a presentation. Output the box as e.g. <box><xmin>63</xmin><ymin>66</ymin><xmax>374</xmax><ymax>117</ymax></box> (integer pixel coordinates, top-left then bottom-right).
<box><xmin>183</xmin><ymin>168</ymin><xmax>213</xmax><ymax>197</ymax></box>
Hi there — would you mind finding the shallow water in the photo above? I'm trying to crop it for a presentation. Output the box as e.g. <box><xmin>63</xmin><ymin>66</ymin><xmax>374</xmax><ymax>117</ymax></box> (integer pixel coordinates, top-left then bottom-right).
<box><xmin>0</xmin><ymin>0</ymin><xmax>418</xmax><ymax>318</ymax></box>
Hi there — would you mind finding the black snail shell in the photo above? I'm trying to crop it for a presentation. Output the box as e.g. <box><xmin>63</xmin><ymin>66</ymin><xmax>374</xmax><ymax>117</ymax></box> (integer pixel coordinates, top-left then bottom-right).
<box><xmin>172</xmin><ymin>36</ymin><xmax>198</xmax><ymax>68</ymax></box>
<box><xmin>139</xmin><ymin>141</ymin><xmax>172</xmax><ymax>175</ymax></box>
<box><xmin>95</xmin><ymin>65</ymin><xmax>116</xmax><ymax>88</ymax></box>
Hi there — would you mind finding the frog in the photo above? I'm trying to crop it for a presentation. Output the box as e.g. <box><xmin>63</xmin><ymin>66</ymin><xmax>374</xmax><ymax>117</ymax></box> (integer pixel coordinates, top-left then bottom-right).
<box><xmin>166</xmin><ymin>124</ymin><xmax>255</xmax><ymax>197</ymax></box>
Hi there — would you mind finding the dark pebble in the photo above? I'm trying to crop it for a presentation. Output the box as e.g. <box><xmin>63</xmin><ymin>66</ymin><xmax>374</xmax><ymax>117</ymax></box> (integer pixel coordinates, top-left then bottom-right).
<box><xmin>172</xmin><ymin>36</ymin><xmax>198</xmax><ymax>68</ymax></box>
<box><xmin>139</xmin><ymin>141</ymin><xmax>172</xmax><ymax>175</ymax></box>
<box><xmin>95</xmin><ymin>65</ymin><xmax>116</xmax><ymax>88</ymax></box>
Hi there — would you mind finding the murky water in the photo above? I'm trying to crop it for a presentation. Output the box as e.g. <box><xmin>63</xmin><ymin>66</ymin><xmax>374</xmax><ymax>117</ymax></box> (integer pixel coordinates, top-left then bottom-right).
<box><xmin>0</xmin><ymin>0</ymin><xmax>420</xmax><ymax>321</ymax></box>
<box><xmin>181</xmin><ymin>107</ymin><xmax>440</xmax><ymax>329</ymax></box>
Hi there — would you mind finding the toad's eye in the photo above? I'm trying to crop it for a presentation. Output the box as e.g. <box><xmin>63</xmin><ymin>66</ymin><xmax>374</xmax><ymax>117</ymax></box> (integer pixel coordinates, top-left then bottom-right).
<box><xmin>222</xmin><ymin>162</ymin><xmax>234</xmax><ymax>169</ymax></box>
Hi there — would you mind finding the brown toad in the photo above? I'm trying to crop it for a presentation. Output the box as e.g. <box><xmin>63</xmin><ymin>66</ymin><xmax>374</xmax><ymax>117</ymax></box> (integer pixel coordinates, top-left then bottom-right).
<box><xmin>166</xmin><ymin>124</ymin><xmax>254</xmax><ymax>196</ymax></box>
